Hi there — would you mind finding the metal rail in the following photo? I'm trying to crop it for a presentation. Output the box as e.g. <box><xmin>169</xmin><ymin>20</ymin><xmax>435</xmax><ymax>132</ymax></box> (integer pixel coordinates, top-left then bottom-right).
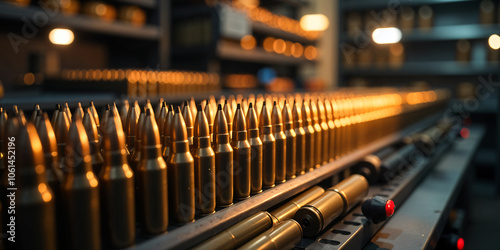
<box><xmin>129</xmin><ymin>113</ymin><xmax>443</xmax><ymax>250</ymax></box>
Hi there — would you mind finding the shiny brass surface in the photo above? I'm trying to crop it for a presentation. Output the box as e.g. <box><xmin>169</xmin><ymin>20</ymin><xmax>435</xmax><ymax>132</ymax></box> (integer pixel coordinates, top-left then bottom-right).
<box><xmin>213</xmin><ymin>104</ymin><xmax>234</xmax><ymax>207</ymax></box>
<box><xmin>259</xmin><ymin>102</ymin><xmax>276</xmax><ymax>188</ymax></box>
<box><xmin>282</xmin><ymin>101</ymin><xmax>296</xmax><ymax>180</ymax></box>
<box><xmin>232</xmin><ymin>104</ymin><xmax>251</xmax><ymax>200</ymax></box>
<box><xmin>237</xmin><ymin>219</ymin><xmax>302</xmax><ymax>250</ymax></box>
<box><xmin>246</xmin><ymin>103</ymin><xmax>263</xmax><ymax>194</ymax></box>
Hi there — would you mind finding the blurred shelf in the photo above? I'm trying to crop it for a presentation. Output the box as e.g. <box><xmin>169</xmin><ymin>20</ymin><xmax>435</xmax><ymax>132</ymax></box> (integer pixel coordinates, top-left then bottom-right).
<box><xmin>340</xmin><ymin>0</ymin><xmax>474</xmax><ymax>11</ymax></box>
<box><xmin>471</xmin><ymin>98</ymin><xmax>498</xmax><ymax>114</ymax></box>
<box><xmin>0</xmin><ymin>3</ymin><xmax>160</xmax><ymax>40</ymax></box>
<box><xmin>251</xmin><ymin>21</ymin><xmax>314</xmax><ymax>44</ymax></box>
<box><xmin>217</xmin><ymin>40</ymin><xmax>315</xmax><ymax>65</ymax></box>
<box><xmin>341</xmin><ymin>24</ymin><xmax>500</xmax><ymax>43</ymax></box>
<box><xmin>342</xmin><ymin>61</ymin><xmax>499</xmax><ymax>76</ymax></box>
<box><xmin>114</xmin><ymin>0</ymin><xmax>157</xmax><ymax>8</ymax></box>
<box><xmin>474</xmin><ymin>148</ymin><xmax>496</xmax><ymax>166</ymax></box>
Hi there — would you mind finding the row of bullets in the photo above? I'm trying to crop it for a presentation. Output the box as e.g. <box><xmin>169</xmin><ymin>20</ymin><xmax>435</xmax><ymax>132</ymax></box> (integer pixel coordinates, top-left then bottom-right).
<box><xmin>0</xmin><ymin>88</ymin><xmax>449</xmax><ymax>249</ymax></box>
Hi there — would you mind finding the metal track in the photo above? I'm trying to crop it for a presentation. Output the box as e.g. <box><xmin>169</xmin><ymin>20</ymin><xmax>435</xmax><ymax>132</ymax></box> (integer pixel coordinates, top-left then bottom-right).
<box><xmin>128</xmin><ymin>114</ymin><xmax>442</xmax><ymax>250</ymax></box>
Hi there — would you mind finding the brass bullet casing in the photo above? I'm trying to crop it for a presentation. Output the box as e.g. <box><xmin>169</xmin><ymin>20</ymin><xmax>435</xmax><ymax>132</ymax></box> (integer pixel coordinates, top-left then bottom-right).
<box><xmin>157</xmin><ymin>102</ymin><xmax>168</xmax><ymax>139</ymax></box>
<box><xmin>73</xmin><ymin>102</ymin><xmax>84</xmax><ymax>121</ymax></box>
<box><xmin>62</xmin><ymin>118</ymin><xmax>101</xmax><ymax>250</ymax></box>
<box><xmin>324</xmin><ymin>98</ymin><xmax>336</xmax><ymax>162</ymax></box>
<box><xmin>232</xmin><ymin>104</ymin><xmax>251</xmax><ymax>200</ymax></box>
<box><xmin>318</xmin><ymin>98</ymin><xmax>330</xmax><ymax>164</ymax></box>
<box><xmin>130</xmin><ymin>110</ymin><xmax>145</xmax><ymax>173</ymax></box>
<box><xmin>119</xmin><ymin>99</ymin><xmax>129</xmax><ymax>130</ymax></box>
<box><xmin>246</xmin><ymin>103</ymin><xmax>263</xmax><ymax>194</ymax></box>
<box><xmin>154</xmin><ymin>97</ymin><xmax>164</xmax><ymax>121</ymax></box>
<box><xmin>125</xmin><ymin>101</ymin><xmax>140</xmax><ymax>153</ymax></box>
<box><xmin>100</xmin><ymin>105</ymin><xmax>110</xmax><ymax>138</ymax></box>
<box><xmin>223</xmin><ymin>100</ymin><xmax>233</xmax><ymax>141</ymax></box>
<box><xmin>54</xmin><ymin>105</ymin><xmax>70</xmax><ymax>171</ymax></box>
<box><xmin>137</xmin><ymin>109</ymin><xmax>169</xmax><ymax>233</ymax></box>
<box><xmin>193</xmin><ymin>105</ymin><xmax>216</xmax><ymax>216</ymax></box>
<box><xmin>269</xmin><ymin>186</ymin><xmax>325</xmax><ymax>225</ymax></box>
<box><xmin>162</xmin><ymin>105</ymin><xmax>174</xmax><ymax>159</ymax></box>
<box><xmin>51</xmin><ymin>104</ymin><xmax>60</xmax><ymax>127</ymax></box>
<box><xmin>182</xmin><ymin>100</ymin><xmax>195</xmax><ymax>149</ymax></box>
<box><xmin>36</xmin><ymin>113</ymin><xmax>64</xmax><ymax>192</ymax></box>
<box><xmin>83</xmin><ymin>108</ymin><xmax>105</xmax><ymax>176</ymax></box>
<box><xmin>259</xmin><ymin>102</ymin><xmax>276</xmax><ymax>189</ymax></box>
<box><xmin>237</xmin><ymin>219</ymin><xmax>303</xmax><ymax>250</ymax></box>
<box><xmin>282</xmin><ymin>101</ymin><xmax>296</xmax><ymax>180</ymax></box>
<box><xmin>31</xmin><ymin>104</ymin><xmax>41</xmax><ymax>123</ymax></box>
<box><xmin>168</xmin><ymin>107</ymin><xmax>196</xmax><ymax>224</ymax></box>
<box><xmin>213</xmin><ymin>104</ymin><xmax>234</xmax><ymax>207</ymax></box>
<box><xmin>193</xmin><ymin>211</ymin><xmax>274</xmax><ymax>250</ymax></box>
<box><xmin>100</xmin><ymin>110</ymin><xmax>136</xmax><ymax>248</ymax></box>
<box><xmin>301</xmin><ymin>101</ymin><xmax>315</xmax><ymax>172</ymax></box>
<box><xmin>89</xmin><ymin>101</ymin><xmax>100</xmax><ymax>139</ymax></box>
<box><xmin>204</xmin><ymin>100</ymin><xmax>214</xmax><ymax>140</ymax></box>
<box><xmin>0</xmin><ymin>108</ymin><xmax>7</xmax><ymax>176</ymax></box>
<box><xmin>292</xmin><ymin>101</ymin><xmax>306</xmax><ymax>176</ymax></box>
<box><xmin>64</xmin><ymin>102</ymin><xmax>72</xmax><ymax>122</ymax></box>
<box><xmin>17</xmin><ymin>123</ymin><xmax>57</xmax><ymax>250</ymax></box>
<box><xmin>309</xmin><ymin>99</ymin><xmax>322</xmax><ymax>168</ymax></box>
<box><xmin>294</xmin><ymin>174</ymin><xmax>369</xmax><ymax>237</ymax></box>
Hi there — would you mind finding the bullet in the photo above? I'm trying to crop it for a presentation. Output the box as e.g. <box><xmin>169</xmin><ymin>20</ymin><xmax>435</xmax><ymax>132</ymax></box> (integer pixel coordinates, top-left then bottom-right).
<box><xmin>100</xmin><ymin>110</ymin><xmax>135</xmax><ymax>247</ymax></box>
<box><xmin>51</xmin><ymin>104</ymin><xmax>60</xmax><ymax>127</ymax></box>
<box><xmin>0</xmin><ymin>108</ymin><xmax>7</xmax><ymax>176</ymax></box>
<box><xmin>154</xmin><ymin>97</ymin><xmax>164</xmax><ymax>120</ymax></box>
<box><xmin>162</xmin><ymin>105</ymin><xmax>174</xmax><ymax>159</ymax></box>
<box><xmin>137</xmin><ymin>109</ymin><xmax>169</xmax><ymax>233</ymax></box>
<box><xmin>194</xmin><ymin>211</ymin><xmax>274</xmax><ymax>250</ymax></box>
<box><xmin>74</xmin><ymin>102</ymin><xmax>84</xmax><ymax>121</ymax></box>
<box><xmin>130</xmin><ymin>109</ymin><xmax>145</xmax><ymax>172</ymax></box>
<box><xmin>182</xmin><ymin>100</ymin><xmax>195</xmax><ymax>149</ymax></box>
<box><xmin>36</xmin><ymin>112</ymin><xmax>64</xmax><ymax>191</ymax></box>
<box><xmin>192</xmin><ymin>105</ymin><xmax>216</xmax><ymax>216</ymax></box>
<box><xmin>168</xmin><ymin>107</ymin><xmax>195</xmax><ymax>224</ymax></box>
<box><xmin>112</xmin><ymin>103</ymin><xmax>123</xmax><ymax>130</ymax></box>
<box><xmin>292</xmin><ymin>101</ymin><xmax>306</xmax><ymax>176</ymax></box>
<box><xmin>301</xmin><ymin>101</ymin><xmax>315</xmax><ymax>172</ymax></box>
<box><xmin>324</xmin><ymin>98</ymin><xmax>335</xmax><ymax>162</ymax></box>
<box><xmin>157</xmin><ymin>102</ymin><xmax>168</xmax><ymax>138</ymax></box>
<box><xmin>213</xmin><ymin>104</ymin><xmax>234</xmax><ymax>207</ymax></box>
<box><xmin>318</xmin><ymin>98</ymin><xmax>330</xmax><ymax>164</ymax></box>
<box><xmin>190</xmin><ymin>97</ymin><xmax>198</xmax><ymax>120</ymax></box>
<box><xmin>18</xmin><ymin>109</ymin><xmax>27</xmax><ymax>126</ymax></box>
<box><xmin>269</xmin><ymin>186</ymin><xmax>325</xmax><ymax>225</ymax></box>
<box><xmin>83</xmin><ymin>108</ymin><xmax>105</xmax><ymax>176</ymax></box>
<box><xmin>232</xmin><ymin>104</ymin><xmax>251</xmax><ymax>200</ymax></box>
<box><xmin>62</xmin><ymin>117</ymin><xmax>101</xmax><ymax>250</ymax></box>
<box><xmin>17</xmin><ymin>123</ymin><xmax>57</xmax><ymax>250</ymax></box>
<box><xmin>270</xmin><ymin>101</ymin><xmax>287</xmax><ymax>184</ymax></box>
<box><xmin>125</xmin><ymin>101</ymin><xmax>140</xmax><ymax>153</ymax></box>
<box><xmin>353</xmin><ymin>146</ymin><xmax>396</xmax><ymax>184</ymax></box>
<box><xmin>64</xmin><ymin>102</ymin><xmax>72</xmax><ymax>121</ymax></box>
<box><xmin>54</xmin><ymin>105</ymin><xmax>70</xmax><ymax>171</ymax></box>
<box><xmin>145</xmin><ymin>99</ymin><xmax>153</xmax><ymax>113</ymax></box>
<box><xmin>31</xmin><ymin>104</ymin><xmax>41</xmax><ymax>123</ymax></box>
<box><xmin>237</xmin><ymin>220</ymin><xmax>302</xmax><ymax>250</ymax></box>
<box><xmin>100</xmin><ymin>105</ymin><xmax>110</xmax><ymax>135</ymax></box>
<box><xmin>259</xmin><ymin>102</ymin><xmax>276</xmax><ymax>188</ymax></box>
<box><xmin>310</xmin><ymin>99</ymin><xmax>322</xmax><ymax>168</ymax></box>
<box><xmin>294</xmin><ymin>174</ymin><xmax>369</xmax><ymax>237</ymax></box>
<box><xmin>246</xmin><ymin>103</ymin><xmax>263</xmax><ymax>194</ymax></box>
<box><xmin>89</xmin><ymin>101</ymin><xmax>100</xmax><ymax>133</ymax></box>
<box><xmin>282</xmin><ymin>101</ymin><xmax>296</xmax><ymax>180</ymax></box>
<box><xmin>331</xmin><ymin>99</ymin><xmax>341</xmax><ymax>159</ymax></box>
<box><xmin>204</xmin><ymin>100</ymin><xmax>214</xmax><ymax>139</ymax></box>
<box><xmin>120</xmin><ymin>99</ymin><xmax>129</xmax><ymax>129</ymax></box>
<box><xmin>223</xmin><ymin>100</ymin><xmax>233</xmax><ymax>141</ymax></box>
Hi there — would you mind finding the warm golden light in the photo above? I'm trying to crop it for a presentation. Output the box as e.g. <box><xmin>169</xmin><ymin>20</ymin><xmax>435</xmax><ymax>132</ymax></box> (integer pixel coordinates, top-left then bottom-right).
<box><xmin>273</xmin><ymin>39</ymin><xmax>286</xmax><ymax>54</ymax></box>
<box><xmin>240</xmin><ymin>35</ymin><xmax>256</xmax><ymax>50</ymax></box>
<box><xmin>488</xmin><ymin>34</ymin><xmax>500</xmax><ymax>50</ymax></box>
<box><xmin>300</xmin><ymin>14</ymin><xmax>329</xmax><ymax>32</ymax></box>
<box><xmin>49</xmin><ymin>28</ymin><xmax>74</xmax><ymax>45</ymax></box>
<box><xmin>304</xmin><ymin>46</ymin><xmax>318</xmax><ymax>60</ymax></box>
<box><xmin>23</xmin><ymin>73</ymin><xmax>35</xmax><ymax>85</ymax></box>
<box><xmin>291</xmin><ymin>43</ymin><xmax>303</xmax><ymax>58</ymax></box>
<box><xmin>372</xmin><ymin>27</ymin><xmax>402</xmax><ymax>44</ymax></box>
<box><xmin>263</xmin><ymin>37</ymin><xmax>275</xmax><ymax>52</ymax></box>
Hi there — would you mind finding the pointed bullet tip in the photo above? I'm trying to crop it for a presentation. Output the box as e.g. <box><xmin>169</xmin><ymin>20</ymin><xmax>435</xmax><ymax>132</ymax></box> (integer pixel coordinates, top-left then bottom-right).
<box><xmin>197</xmin><ymin>104</ymin><xmax>202</xmax><ymax>111</ymax></box>
<box><xmin>237</xmin><ymin>103</ymin><xmax>241</xmax><ymax>109</ymax></box>
<box><xmin>175</xmin><ymin>106</ymin><xmax>181</xmax><ymax>113</ymax></box>
<box><xmin>249</xmin><ymin>103</ymin><xmax>253</xmax><ymax>108</ymax></box>
<box><xmin>146</xmin><ymin>109</ymin><xmax>152</xmax><ymax>116</ymax></box>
